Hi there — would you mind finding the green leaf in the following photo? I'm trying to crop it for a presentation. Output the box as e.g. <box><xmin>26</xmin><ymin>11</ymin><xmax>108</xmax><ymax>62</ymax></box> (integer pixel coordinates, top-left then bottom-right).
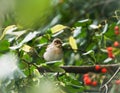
<box><xmin>46</xmin><ymin>61</ymin><xmax>63</xmax><ymax>66</ymax></box>
<box><xmin>0</xmin><ymin>40</ymin><xmax>10</xmax><ymax>53</ymax></box>
<box><xmin>49</xmin><ymin>66</ymin><xmax>65</xmax><ymax>73</ymax></box>
<box><xmin>75</xmin><ymin>19</ymin><xmax>92</xmax><ymax>27</ymax></box>
<box><xmin>101</xmin><ymin>23</ymin><xmax>108</xmax><ymax>34</ymax></box>
<box><xmin>82</xmin><ymin>50</ymin><xmax>94</xmax><ymax>55</ymax></box>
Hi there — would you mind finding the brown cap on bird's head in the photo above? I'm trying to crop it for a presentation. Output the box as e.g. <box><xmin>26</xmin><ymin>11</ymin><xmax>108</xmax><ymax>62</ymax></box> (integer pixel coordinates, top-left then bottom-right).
<box><xmin>53</xmin><ymin>38</ymin><xmax>62</xmax><ymax>47</ymax></box>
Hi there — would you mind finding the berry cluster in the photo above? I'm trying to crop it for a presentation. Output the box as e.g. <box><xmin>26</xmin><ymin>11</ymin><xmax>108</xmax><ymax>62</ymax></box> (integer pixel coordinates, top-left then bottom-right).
<box><xmin>114</xmin><ymin>26</ymin><xmax>120</xmax><ymax>47</ymax></box>
<box><xmin>95</xmin><ymin>65</ymin><xmax>107</xmax><ymax>73</ymax></box>
<box><xmin>106</xmin><ymin>47</ymin><xmax>114</xmax><ymax>58</ymax></box>
<box><xmin>83</xmin><ymin>74</ymin><xmax>97</xmax><ymax>86</ymax></box>
<box><xmin>83</xmin><ymin>65</ymin><xmax>107</xmax><ymax>86</ymax></box>
<box><xmin>106</xmin><ymin>26</ymin><xmax>120</xmax><ymax>58</ymax></box>
<box><xmin>114</xmin><ymin>26</ymin><xmax>119</xmax><ymax>35</ymax></box>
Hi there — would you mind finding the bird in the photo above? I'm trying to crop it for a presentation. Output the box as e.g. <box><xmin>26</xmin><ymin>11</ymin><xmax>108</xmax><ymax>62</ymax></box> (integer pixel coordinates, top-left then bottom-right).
<box><xmin>43</xmin><ymin>38</ymin><xmax>63</xmax><ymax>61</ymax></box>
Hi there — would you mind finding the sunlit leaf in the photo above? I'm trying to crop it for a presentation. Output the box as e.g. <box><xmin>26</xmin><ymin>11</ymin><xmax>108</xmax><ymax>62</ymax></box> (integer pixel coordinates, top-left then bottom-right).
<box><xmin>51</xmin><ymin>24</ymin><xmax>68</xmax><ymax>33</ymax></box>
<box><xmin>89</xmin><ymin>24</ymin><xmax>101</xmax><ymax>29</ymax></box>
<box><xmin>21</xmin><ymin>31</ymin><xmax>39</xmax><ymax>44</ymax></box>
<box><xmin>9</xmin><ymin>30</ymin><xmax>26</xmax><ymax>37</ymax></box>
<box><xmin>82</xmin><ymin>50</ymin><xmax>94</xmax><ymax>55</ymax></box>
<box><xmin>5</xmin><ymin>25</ymin><xmax>17</xmax><ymax>34</ymax></box>
<box><xmin>10</xmin><ymin>31</ymin><xmax>39</xmax><ymax>50</ymax></box>
<box><xmin>21</xmin><ymin>44</ymin><xmax>33</xmax><ymax>52</ymax></box>
<box><xmin>101</xmin><ymin>23</ymin><xmax>108</xmax><ymax>34</ymax></box>
<box><xmin>69</xmin><ymin>36</ymin><xmax>78</xmax><ymax>52</ymax></box>
<box><xmin>0</xmin><ymin>25</ymin><xmax>17</xmax><ymax>40</ymax></box>
<box><xmin>46</xmin><ymin>61</ymin><xmax>63</xmax><ymax>66</ymax></box>
<box><xmin>104</xmin><ymin>57</ymin><xmax>113</xmax><ymax>63</ymax></box>
<box><xmin>75</xmin><ymin>19</ymin><xmax>92</xmax><ymax>27</ymax></box>
<box><xmin>33</xmin><ymin>69</ymin><xmax>41</xmax><ymax>77</ymax></box>
<box><xmin>73</xmin><ymin>27</ymin><xmax>81</xmax><ymax>37</ymax></box>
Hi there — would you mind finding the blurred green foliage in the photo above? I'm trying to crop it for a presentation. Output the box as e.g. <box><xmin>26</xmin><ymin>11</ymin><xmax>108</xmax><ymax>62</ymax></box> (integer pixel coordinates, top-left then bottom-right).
<box><xmin>0</xmin><ymin>0</ymin><xmax>120</xmax><ymax>93</ymax></box>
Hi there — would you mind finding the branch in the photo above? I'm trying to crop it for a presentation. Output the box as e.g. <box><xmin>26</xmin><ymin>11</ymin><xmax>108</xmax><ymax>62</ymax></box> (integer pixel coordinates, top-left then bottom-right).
<box><xmin>100</xmin><ymin>67</ymin><xmax>120</xmax><ymax>90</ymax></box>
<box><xmin>38</xmin><ymin>64</ymin><xmax>120</xmax><ymax>74</ymax></box>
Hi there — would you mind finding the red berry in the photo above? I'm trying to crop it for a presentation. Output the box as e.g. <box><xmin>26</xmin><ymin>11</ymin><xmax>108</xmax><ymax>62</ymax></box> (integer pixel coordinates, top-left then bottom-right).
<box><xmin>114</xmin><ymin>26</ymin><xmax>119</xmax><ymax>31</ymax></box>
<box><xmin>108</xmin><ymin>51</ymin><xmax>115</xmax><ymax>58</ymax></box>
<box><xmin>115</xmin><ymin>30</ymin><xmax>119</xmax><ymax>35</ymax></box>
<box><xmin>92</xmin><ymin>81</ymin><xmax>97</xmax><ymax>86</ymax></box>
<box><xmin>114</xmin><ymin>41</ymin><xmax>119</xmax><ymax>47</ymax></box>
<box><xmin>106</xmin><ymin>47</ymin><xmax>113</xmax><ymax>51</ymax></box>
<box><xmin>101</xmin><ymin>68</ymin><xmax>107</xmax><ymax>73</ymax></box>
<box><xmin>115</xmin><ymin>80</ymin><xmax>120</xmax><ymax>85</ymax></box>
<box><xmin>83</xmin><ymin>74</ymin><xmax>89</xmax><ymax>78</ymax></box>
<box><xmin>95</xmin><ymin>65</ymin><xmax>101</xmax><ymax>71</ymax></box>
<box><xmin>83</xmin><ymin>76</ymin><xmax>89</xmax><ymax>81</ymax></box>
<box><xmin>84</xmin><ymin>78</ymin><xmax>92</xmax><ymax>85</ymax></box>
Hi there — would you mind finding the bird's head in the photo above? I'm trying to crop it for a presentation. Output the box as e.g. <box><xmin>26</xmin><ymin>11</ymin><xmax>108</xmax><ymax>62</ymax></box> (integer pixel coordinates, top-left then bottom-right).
<box><xmin>52</xmin><ymin>38</ymin><xmax>62</xmax><ymax>48</ymax></box>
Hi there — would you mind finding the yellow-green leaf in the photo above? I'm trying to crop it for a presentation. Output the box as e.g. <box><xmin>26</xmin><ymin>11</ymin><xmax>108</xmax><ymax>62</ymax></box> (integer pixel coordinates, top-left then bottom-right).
<box><xmin>0</xmin><ymin>25</ymin><xmax>17</xmax><ymax>40</ymax></box>
<box><xmin>21</xmin><ymin>44</ymin><xmax>33</xmax><ymax>52</ymax></box>
<box><xmin>69</xmin><ymin>36</ymin><xmax>78</xmax><ymax>52</ymax></box>
<box><xmin>51</xmin><ymin>24</ymin><xmax>68</xmax><ymax>34</ymax></box>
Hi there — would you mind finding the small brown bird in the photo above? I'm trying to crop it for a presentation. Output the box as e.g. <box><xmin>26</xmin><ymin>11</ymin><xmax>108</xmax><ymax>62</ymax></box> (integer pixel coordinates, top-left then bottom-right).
<box><xmin>43</xmin><ymin>38</ymin><xmax>63</xmax><ymax>61</ymax></box>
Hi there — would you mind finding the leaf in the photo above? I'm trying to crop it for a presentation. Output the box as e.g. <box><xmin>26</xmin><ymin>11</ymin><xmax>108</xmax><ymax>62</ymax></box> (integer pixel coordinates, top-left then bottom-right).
<box><xmin>0</xmin><ymin>25</ymin><xmax>17</xmax><ymax>40</ymax></box>
<box><xmin>33</xmin><ymin>69</ymin><xmax>41</xmax><ymax>77</ymax></box>
<box><xmin>46</xmin><ymin>61</ymin><xmax>63</xmax><ymax>66</ymax></box>
<box><xmin>5</xmin><ymin>25</ymin><xmax>18</xmax><ymax>34</ymax></box>
<box><xmin>73</xmin><ymin>27</ymin><xmax>81</xmax><ymax>37</ymax></box>
<box><xmin>75</xmin><ymin>19</ymin><xmax>92</xmax><ymax>27</ymax></box>
<box><xmin>52</xmin><ymin>30</ymin><xmax>64</xmax><ymax>37</ymax></box>
<box><xmin>49</xmin><ymin>66</ymin><xmax>65</xmax><ymax>73</ymax></box>
<box><xmin>103</xmin><ymin>57</ymin><xmax>112</xmax><ymax>63</ymax></box>
<box><xmin>21</xmin><ymin>31</ymin><xmax>39</xmax><ymax>44</ymax></box>
<box><xmin>101</xmin><ymin>23</ymin><xmax>108</xmax><ymax>35</ymax></box>
<box><xmin>0</xmin><ymin>40</ymin><xmax>10</xmax><ymax>53</ymax></box>
<box><xmin>10</xmin><ymin>31</ymin><xmax>39</xmax><ymax>50</ymax></box>
<box><xmin>51</xmin><ymin>24</ymin><xmax>68</xmax><ymax>34</ymax></box>
<box><xmin>8</xmin><ymin>30</ymin><xmax>26</xmax><ymax>38</ymax></box>
<box><xmin>69</xmin><ymin>36</ymin><xmax>78</xmax><ymax>52</ymax></box>
<box><xmin>89</xmin><ymin>24</ymin><xmax>101</xmax><ymax>29</ymax></box>
<box><xmin>21</xmin><ymin>44</ymin><xmax>33</xmax><ymax>52</ymax></box>
<box><xmin>82</xmin><ymin>50</ymin><xmax>94</xmax><ymax>55</ymax></box>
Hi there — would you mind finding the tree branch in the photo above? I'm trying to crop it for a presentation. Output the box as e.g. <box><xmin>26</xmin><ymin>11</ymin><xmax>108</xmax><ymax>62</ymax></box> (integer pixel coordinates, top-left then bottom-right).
<box><xmin>38</xmin><ymin>64</ymin><xmax>120</xmax><ymax>74</ymax></box>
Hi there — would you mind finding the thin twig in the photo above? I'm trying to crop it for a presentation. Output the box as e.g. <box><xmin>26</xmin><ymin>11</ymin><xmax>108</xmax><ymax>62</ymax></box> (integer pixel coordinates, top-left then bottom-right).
<box><xmin>22</xmin><ymin>59</ymin><xmax>39</xmax><ymax>68</ymax></box>
<box><xmin>100</xmin><ymin>67</ymin><xmax>120</xmax><ymax>89</ymax></box>
<box><xmin>105</xmin><ymin>84</ymin><xmax>108</xmax><ymax>93</ymax></box>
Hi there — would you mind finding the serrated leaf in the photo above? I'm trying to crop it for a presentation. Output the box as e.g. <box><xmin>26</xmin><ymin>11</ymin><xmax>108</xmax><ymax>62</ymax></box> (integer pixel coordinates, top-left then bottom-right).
<box><xmin>69</xmin><ymin>36</ymin><xmax>78</xmax><ymax>52</ymax></box>
<box><xmin>51</xmin><ymin>24</ymin><xmax>68</xmax><ymax>33</ymax></box>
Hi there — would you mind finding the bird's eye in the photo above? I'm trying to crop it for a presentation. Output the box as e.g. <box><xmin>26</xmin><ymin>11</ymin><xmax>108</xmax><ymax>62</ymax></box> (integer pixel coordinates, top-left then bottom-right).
<box><xmin>54</xmin><ymin>40</ymin><xmax>61</xmax><ymax>45</ymax></box>
<box><xmin>56</xmin><ymin>41</ymin><xmax>60</xmax><ymax>44</ymax></box>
